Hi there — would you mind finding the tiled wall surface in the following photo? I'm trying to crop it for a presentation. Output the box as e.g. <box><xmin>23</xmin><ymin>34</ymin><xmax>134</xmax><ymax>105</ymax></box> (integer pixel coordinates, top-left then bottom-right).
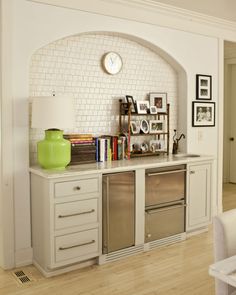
<box><xmin>29</xmin><ymin>33</ymin><xmax>178</xmax><ymax>164</ymax></box>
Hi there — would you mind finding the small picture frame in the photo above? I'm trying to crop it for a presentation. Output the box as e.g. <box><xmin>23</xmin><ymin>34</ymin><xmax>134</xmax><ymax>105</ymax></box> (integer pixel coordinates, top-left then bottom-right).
<box><xmin>149</xmin><ymin>119</ymin><xmax>164</xmax><ymax>134</ymax></box>
<box><xmin>192</xmin><ymin>102</ymin><xmax>215</xmax><ymax>127</ymax></box>
<box><xmin>130</xmin><ymin>121</ymin><xmax>140</xmax><ymax>134</ymax></box>
<box><xmin>150</xmin><ymin>139</ymin><xmax>165</xmax><ymax>152</ymax></box>
<box><xmin>125</xmin><ymin>95</ymin><xmax>137</xmax><ymax>113</ymax></box>
<box><xmin>150</xmin><ymin>92</ymin><xmax>167</xmax><ymax>113</ymax></box>
<box><xmin>150</xmin><ymin>105</ymin><xmax>158</xmax><ymax>114</ymax></box>
<box><xmin>136</xmin><ymin>101</ymin><xmax>150</xmax><ymax>114</ymax></box>
<box><xmin>140</xmin><ymin>119</ymin><xmax>149</xmax><ymax>134</ymax></box>
<box><xmin>196</xmin><ymin>74</ymin><xmax>212</xmax><ymax>100</ymax></box>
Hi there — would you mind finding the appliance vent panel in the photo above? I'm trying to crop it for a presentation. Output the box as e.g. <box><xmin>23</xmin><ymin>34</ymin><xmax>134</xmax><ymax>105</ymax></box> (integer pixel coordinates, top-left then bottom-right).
<box><xmin>103</xmin><ymin>245</ymin><xmax>144</xmax><ymax>263</ymax></box>
<box><xmin>149</xmin><ymin>233</ymin><xmax>186</xmax><ymax>250</ymax></box>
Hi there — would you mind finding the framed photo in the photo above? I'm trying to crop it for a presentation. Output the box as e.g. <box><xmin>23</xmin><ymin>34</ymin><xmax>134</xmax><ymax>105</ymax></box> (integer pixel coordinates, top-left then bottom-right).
<box><xmin>150</xmin><ymin>106</ymin><xmax>158</xmax><ymax>114</ymax></box>
<box><xmin>125</xmin><ymin>95</ymin><xmax>136</xmax><ymax>113</ymax></box>
<box><xmin>150</xmin><ymin>139</ymin><xmax>165</xmax><ymax>152</ymax></box>
<box><xmin>140</xmin><ymin>119</ymin><xmax>149</xmax><ymax>134</ymax></box>
<box><xmin>149</xmin><ymin>92</ymin><xmax>167</xmax><ymax>113</ymax></box>
<box><xmin>136</xmin><ymin>101</ymin><xmax>150</xmax><ymax>114</ymax></box>
<box><xmin>192</xmin><ymin>102</ymin><xmax>215</xmax><ymax>127</ymax></box>
<box><xmin>130</xmin><ymin>121</ymin><xmax>140</xmax><ymax>134</ymax></box>
<box><xmin>196</xmin><ymin>74</ymin><xmax>212</xmax><ymax>100</ymax></box>
<box><xmin>149</xmin><ymin>119</ymin><xmax>164</xmax><ymax>134</ymax></box>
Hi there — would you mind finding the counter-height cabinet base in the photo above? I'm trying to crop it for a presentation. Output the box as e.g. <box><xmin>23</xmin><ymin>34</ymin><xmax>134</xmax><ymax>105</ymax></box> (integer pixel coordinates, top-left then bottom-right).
<box><xmin>186</xmin><ymin>162</ymin><xmax>212</xmax><ymax>232</ymax></box>
<box><xmin>30</xmin><ymin>173</ymin><xmax>102</xmax><ymax>277</ymax></box>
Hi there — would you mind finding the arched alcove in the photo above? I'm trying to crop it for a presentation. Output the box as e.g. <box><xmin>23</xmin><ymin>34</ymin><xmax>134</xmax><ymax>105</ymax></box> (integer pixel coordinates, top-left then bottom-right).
<box><xmin>29</xmin><ymin>31</ymin><xmax>187</xmax><ymax>164</ymax></box>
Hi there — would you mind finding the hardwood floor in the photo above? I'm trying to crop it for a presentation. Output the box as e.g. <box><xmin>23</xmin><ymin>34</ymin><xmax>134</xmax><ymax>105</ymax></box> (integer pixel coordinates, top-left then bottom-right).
<box><xmin>5</xmin><ymin>182</ymin><xmax>236</xmax><ymax>295</ymax></box>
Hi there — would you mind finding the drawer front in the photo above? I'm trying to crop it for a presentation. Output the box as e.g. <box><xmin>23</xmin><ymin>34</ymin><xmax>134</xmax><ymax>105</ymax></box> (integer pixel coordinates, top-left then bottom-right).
<box><xmin>145</xmin><ymin>205</ymin><xmax>185</xmax><ymax>242</ymax></box>
<box><xmin>55</xmin><ymin>228</ymin><xmax>98</xmax><ymax>263</ymax></box>
<box><xmin>55</xmin><ymin>199</ymin><xmax>98</xmax><ymax>230</ymax></box>
<box><xmin>54</xmin><ymin>177</ymin><xmax>99</xmax><ymax>198</ymax></box>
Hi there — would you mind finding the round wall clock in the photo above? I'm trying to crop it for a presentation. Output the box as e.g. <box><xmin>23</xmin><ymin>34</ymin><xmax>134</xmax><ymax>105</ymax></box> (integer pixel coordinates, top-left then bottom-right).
<box><xmin>102</xmin><ymin>52</ymin><xmax>123</xmax><ymax>75</ymax></box>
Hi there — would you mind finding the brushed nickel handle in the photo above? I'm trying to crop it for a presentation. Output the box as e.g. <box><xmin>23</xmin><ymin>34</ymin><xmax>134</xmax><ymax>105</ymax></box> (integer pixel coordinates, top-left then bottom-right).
<box><xmin>190</xmin><ymin>171</ymin><xmax>195</xmax><ymax>174</ymax></box>
<box><xmin>147</xmin><ymin>169</ymin><xmax>186</xmax><ymax>177</ymax></box>
<box><xmin>74</xmin><ymin>186</ymin><xmax>81</xmax><ymax>191</ymax></box>
<box><xmin>58</xmin><ymin>209</ymin><xmax>95</xmax><ymax>218</ymax></box>
<box><xmin>59</xmin><ymin>240</ymin><xmax>95</xmax><ymax>251</ymax></box>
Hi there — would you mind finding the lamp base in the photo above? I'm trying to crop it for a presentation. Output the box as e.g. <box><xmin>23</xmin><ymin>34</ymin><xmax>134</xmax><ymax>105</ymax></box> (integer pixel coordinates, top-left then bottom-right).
<box><xmin>37</xmin><ymin>130</ymin><xmax>71</xmax><ymax>170</ymax></box>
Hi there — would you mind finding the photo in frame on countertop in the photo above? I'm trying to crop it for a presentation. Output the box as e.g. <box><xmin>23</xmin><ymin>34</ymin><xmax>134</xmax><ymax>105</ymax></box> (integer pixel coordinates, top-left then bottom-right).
<box><xmin>149</xmin><ymin>92</ymin><xmax>167</xmax><ymax>113</ymax></box>
<box><xmin>196</xmin><ymin>74</ymin><xmax>212</xmax><ymax>100</ymax></box>
<box><xmin>150</xmin><ymin>105</ymin><xmax>158</xmax><ymax>114</ymax></box>
<box><xmin>192</xmin><ymin>101</ymin><xmax>215</xmax><ymax>127</ymax></box>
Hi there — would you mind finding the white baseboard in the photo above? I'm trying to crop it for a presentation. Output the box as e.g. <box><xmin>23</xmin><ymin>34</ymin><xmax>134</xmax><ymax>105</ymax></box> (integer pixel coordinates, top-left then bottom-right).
<box><xmin>15</xmin><ymin>247</ymin><xmax>33</xmax><ymax>267</ymax></box>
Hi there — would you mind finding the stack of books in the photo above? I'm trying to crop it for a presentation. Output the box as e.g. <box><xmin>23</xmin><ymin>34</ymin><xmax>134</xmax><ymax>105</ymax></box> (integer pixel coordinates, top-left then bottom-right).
<box><xmin>96</xmin><ymin>135</ymin><xmax>127</xmax><ymax>162</ymax></box>
<box><xmin>64</xmin><ymin>134</ymin><xmax>96</xmax><ymax>165</ymax></box>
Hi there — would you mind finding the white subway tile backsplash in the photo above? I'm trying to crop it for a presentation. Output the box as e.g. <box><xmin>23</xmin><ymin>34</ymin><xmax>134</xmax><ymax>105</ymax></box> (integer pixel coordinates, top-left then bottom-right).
<box><xmin>29</xmin><ymin>33</ymin><xmax>178</xmax><ymax>164</ymax></box>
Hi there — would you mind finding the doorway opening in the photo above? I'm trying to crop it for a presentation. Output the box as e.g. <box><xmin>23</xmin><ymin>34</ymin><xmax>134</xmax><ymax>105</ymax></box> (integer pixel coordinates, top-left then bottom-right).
<box><xmin>223</xmin><ymin>40</ymin><xmax>236</xmax><ymax>211</ymax></box>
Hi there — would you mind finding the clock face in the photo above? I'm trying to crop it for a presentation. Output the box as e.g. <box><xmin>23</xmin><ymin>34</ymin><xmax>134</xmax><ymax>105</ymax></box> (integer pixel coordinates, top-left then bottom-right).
<box><xmin>102</xmin><ymin>52</ymin><xmax>123</xmax><ymax>75</ymax></box>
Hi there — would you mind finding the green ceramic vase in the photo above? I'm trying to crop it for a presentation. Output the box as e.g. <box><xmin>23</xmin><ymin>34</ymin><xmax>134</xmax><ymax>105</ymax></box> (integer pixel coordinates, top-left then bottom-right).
<box><xmin>37</xmin><ymin>130</ymin><xmax>71</xmax><ymax>170</ymax></box>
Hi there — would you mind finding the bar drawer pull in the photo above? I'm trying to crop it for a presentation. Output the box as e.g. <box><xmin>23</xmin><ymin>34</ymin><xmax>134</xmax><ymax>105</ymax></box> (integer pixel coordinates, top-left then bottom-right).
<box><xmin>59</xmin><ymin>240</ymin><xmax>95</xmax><ymax>251</ymax></box>
<box><xmin>58</xmin><ymin>209</ymin><xmax>95</xmax><ymax>218</ymax></box>
<box><xmin>74</xmin><ymin>186</ymin><xmax>81</xmax><ymax>191</ymax></box>
<box><xmin>147</xmin><ymin>169</ymin><xmax>186</xmax><ymax>177</ymax></box>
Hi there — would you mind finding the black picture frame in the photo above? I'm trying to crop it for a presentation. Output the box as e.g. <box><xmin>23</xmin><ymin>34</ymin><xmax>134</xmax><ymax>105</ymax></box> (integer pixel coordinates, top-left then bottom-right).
<box><xmin>192</xmin><ymin>101</ymin><xmax>215</xmax><ymax>127</ymax></box>
<box><xmin>125</xmin><ymin>95</ymin><xmax>137</xmax><ymax>113</ymax></box>
<box><xmin>196</xmin><ymin>74</ymin><xmax>212</xmax><ymax>100</ymax></box>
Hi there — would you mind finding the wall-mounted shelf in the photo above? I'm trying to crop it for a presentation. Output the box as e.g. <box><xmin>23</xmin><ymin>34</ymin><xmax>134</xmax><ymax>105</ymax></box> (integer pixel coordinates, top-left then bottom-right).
<box><xmin>119</xmin><ymin>99</ymin><xmax>170</xmax><ymax>158</ymax></box>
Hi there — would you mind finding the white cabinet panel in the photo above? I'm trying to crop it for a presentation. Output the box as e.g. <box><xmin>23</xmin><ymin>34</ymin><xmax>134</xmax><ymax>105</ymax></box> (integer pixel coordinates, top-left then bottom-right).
<box><xmin>187</xmin><ymin>163</ymin><xmax>211</xmax><ymax>230</ymax></box>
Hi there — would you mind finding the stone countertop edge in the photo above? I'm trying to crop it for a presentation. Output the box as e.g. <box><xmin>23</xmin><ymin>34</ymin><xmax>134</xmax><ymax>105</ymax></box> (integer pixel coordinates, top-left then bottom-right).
<box><xmin>29</xmin><ymin>154</ymin><xmax>215</xmax><ymax>179</ymax></box>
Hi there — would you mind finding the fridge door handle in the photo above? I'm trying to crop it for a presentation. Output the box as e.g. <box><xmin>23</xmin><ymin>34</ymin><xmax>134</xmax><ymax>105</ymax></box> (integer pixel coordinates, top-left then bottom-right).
<box><xmin>146</xmin><ymin>203</ymin><xmax>186</xmax><ymax>214</ymax></box>
<box><xmin>147</xmin><ymin>169</ymin><xmax>186</xmax><ymax>177</ymax></box>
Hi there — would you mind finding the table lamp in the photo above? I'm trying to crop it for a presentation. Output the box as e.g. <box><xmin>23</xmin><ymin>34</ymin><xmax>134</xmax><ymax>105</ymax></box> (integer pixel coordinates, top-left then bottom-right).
<box><xmin>31</xmin><ymin>96</ymin><xmax>75</xmax><ymax>170</ymax></box>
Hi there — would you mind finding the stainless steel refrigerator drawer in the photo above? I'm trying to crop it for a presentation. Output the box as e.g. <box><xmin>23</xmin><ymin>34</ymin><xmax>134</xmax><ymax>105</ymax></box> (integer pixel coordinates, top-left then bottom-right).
<box><xmin>145</xmin><ymin>203</ymin><xmax>185</xmax><ymax>242</ymax></box>
<box><xmin>145</xmin><ymin>165</ymin><xmax>186</xmax><ymax>207</ymax></box>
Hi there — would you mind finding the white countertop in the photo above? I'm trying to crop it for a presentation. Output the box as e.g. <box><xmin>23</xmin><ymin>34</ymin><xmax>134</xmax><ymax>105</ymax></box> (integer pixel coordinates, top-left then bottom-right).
<box><xmin>30</xmin><ymin>154</ymin><xmax>215</xmax><ymax>179</ymax></box>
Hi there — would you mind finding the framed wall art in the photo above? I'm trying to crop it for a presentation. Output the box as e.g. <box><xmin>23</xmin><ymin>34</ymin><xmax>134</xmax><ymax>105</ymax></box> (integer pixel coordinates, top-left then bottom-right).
<box><xmin>149</xmin><ymin>92</ymin><xmax>167</xmax><ymax>113</ymax></box>
<box><xmin>192</xmin><ymin>101</ymin><xmax>215</xmax><ymax>127</ymax></box>
<box><xmin>149</xmin><ymin>119</ymin><xmax>165</xmax><ymax>134</ymax></box>
<box><xmin>196</xmin><ymin>74</ymin><xmax>212</xmax><ymax>100</ymax></box>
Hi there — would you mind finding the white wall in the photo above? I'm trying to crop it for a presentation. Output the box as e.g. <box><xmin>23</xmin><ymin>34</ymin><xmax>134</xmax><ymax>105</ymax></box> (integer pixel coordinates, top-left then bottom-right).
<box><xmin>1</xmin><ymin>0</ymin><xmax>234</xmax><ymax>267</ymax></box>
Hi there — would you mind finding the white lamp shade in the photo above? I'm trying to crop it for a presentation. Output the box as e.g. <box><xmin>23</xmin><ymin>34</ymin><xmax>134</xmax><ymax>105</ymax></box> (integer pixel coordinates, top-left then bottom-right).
<box><xmin>31</xmin><ymin>96</ymin><xmax>75</xmax><ymax>129</ymax></box>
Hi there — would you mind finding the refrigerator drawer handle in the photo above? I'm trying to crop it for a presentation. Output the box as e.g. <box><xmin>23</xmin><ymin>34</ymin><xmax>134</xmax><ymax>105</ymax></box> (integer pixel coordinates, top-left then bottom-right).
<box><xmin>59</xmin><ymin>240</ymin><xmax>95</xmax><ymax>251</ymax></box>
<box><xmin>58</xmin><ymin>209</ymin><xmax>95</xmax><ymax>218</ymax></box>
<box><xmin>147</xmin><ymin>169</ymin><xmax>186</xmax><ymax>177</ymax></box>
<box><xmin>147</xmin><ymin>204</ymin><xmax>186</xmax><ymax>214</ymax></box>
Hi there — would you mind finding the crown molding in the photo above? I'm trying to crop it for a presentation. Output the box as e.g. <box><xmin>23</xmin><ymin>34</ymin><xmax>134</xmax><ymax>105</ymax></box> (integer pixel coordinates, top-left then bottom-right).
<box><xmin>109</xmin><ymin>0</ymin><xmax>236</xmax><ymax>31</ymax></box>
<box><xmin>28</xmin><ymin>0</ymin><xmax>236</xmax><ymax>34</ymax></box>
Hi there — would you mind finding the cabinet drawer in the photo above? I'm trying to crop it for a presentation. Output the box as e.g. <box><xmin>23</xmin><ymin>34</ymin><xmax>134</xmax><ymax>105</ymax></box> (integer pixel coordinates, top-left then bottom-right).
<box><xmin>54</xmin><ymin>178</ymin><xmax>99</xmax><ymax>198</ymax></box>
<box><xmin>55</xmin><ymin>199</ymin><xmax>98</xmax><ymax>230</ymax></box>
<box><xmin>55</xmin><ymin>228</ymin><xmax>99</xmax><ymax>263</ymax></box>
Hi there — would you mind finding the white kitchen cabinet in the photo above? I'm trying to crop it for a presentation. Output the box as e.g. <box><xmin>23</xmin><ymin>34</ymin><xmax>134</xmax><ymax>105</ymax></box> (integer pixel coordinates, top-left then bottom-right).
<box><xmin>186</xmin><ymin>162</ymin><xmax>212</xmax><ymax>231</ymax></box>
<box><xmin>30</xmin><ymin>172</ymin><xmax>102</xmax><ymax>276</ymax></box>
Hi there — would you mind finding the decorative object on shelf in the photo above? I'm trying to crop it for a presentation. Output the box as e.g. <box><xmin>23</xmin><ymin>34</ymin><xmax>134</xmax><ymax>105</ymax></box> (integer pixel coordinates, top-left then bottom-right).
<box><xmin>125</xmin><ymin>95</ymin><xmax>137</xmax><ymax>113</ymax></box>
<box><xmin>102</xmin><ymin>51</ymin><xmax>123</xmax><ymax>75</ymax></box>
<box><xmin>192</xmin><ymin>101</ymin><xmax>215</xmax><ymax>127</ymax></box>
<box><xmin>136</xmin><ymin>101</ymin><xmax>150</xmax><ymax>114</ymax></box>
<box><xmin>150</xmin><ymin>105</ymin><xmax>158</xmax><ymax>114</ymax></box>
<box><xmin>31</xmin><ymin>95</ymin><xmax>75</xmax><ymax>170</ymax></box>
<box><xmin>140</xmin><ymin>119</ymin><xmax>149</xmax><ymax>134</ymax></box>
<box><xmin>196</xmin><ymin>74</ymin><xmax>212</xmax><ymax>100</ymax></box>
<box><xmin>150</xmin><ymin>139</ymin><xmax>164</xmax><ymax>152</ymax></box>
<box><xmin>149</xmin><ymin>119</ymin><xmax>164</xmax><ymax>134</ymax></box>
<box><xmin>130</xmin><ymin>121</ymin><xmax>140</xmax><ymax>134</ymax></box>
<box><xmin>172</xmin><ymin>129</ymin><xmax>186</xmax><ymax>154</ymax></box>
<box><xmin>150</xmin><ymin>92</ymin><xmax>167</xmax><ymax>113</ymax></box>
<box><xmin>140</xmin><ymin>142</ymin><xmax>149</xmax><ymax>153</ymax></box>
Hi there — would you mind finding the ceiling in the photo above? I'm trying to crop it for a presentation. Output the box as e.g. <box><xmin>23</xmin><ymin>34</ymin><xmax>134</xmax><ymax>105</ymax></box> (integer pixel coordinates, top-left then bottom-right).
<box><xmin>152</xmin><ymin>0</ymin><xmax>236</xmax><ymax>23</ymax></box>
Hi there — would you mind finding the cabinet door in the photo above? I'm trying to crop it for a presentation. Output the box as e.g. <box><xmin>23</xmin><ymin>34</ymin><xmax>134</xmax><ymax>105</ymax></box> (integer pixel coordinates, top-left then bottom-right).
<box><xmin>187</xmin><ymin>163</ymin><xmax>211</xmax><ymax>230</ymax></box>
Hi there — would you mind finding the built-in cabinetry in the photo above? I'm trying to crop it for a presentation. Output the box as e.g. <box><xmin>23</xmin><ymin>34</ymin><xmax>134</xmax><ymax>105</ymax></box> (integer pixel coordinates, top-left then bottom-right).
<box><xmin>30</xmin><ymin>173</ymin><xmax>102</xmax><ymax>276</ymax></box>
<box><xmin>186</xmin><ymin>162</ymin><xmax>211</xmax><ymax>231</ymax></box>
<box><xmin>30</xmin><ymin>157</ymin><xmax>213</xmax><ymax>276</ymax></box>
